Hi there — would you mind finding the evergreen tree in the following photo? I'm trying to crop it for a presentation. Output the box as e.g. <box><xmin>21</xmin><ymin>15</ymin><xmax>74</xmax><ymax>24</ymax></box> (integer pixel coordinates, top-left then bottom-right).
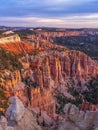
<box><xmin>83</xmin><ymin>75</ymin><xmax>98</xmax><ymax>104</ymax></box>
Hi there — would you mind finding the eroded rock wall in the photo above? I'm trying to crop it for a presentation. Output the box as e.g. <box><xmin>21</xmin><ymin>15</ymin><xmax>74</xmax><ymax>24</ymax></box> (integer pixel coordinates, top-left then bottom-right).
<box><xmin>30</xmin><ymin>50</ymin><xmax>98</xmax><ymax>89</ymax></box>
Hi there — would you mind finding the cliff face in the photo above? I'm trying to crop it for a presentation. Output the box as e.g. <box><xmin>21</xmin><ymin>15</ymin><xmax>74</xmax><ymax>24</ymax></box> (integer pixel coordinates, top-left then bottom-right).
<box><xmin>0</xmin><ymin>34</ymin><xmax>33</xmax><ymax>54</ymax></box>
<box><xmin>29</xmin><ymin>50</ymin><xmax>98</xmax><ymax>89</ymax></box>
<box><xmin>0</xmin><ymin>70</ymin><xmax>21</xmax><ymax>90</ymax></box>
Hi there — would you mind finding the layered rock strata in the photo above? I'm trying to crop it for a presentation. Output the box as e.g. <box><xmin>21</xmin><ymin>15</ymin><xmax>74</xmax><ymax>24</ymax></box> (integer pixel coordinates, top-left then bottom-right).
<box><xmin>29</xmin><ymin>50</ymin><xmax>98</xmax><ymax>89</ymax></box>
<box><xmin>0</xmin><ymin>34</ymin><xmax>33</xmax><ymax>54</ymax></box>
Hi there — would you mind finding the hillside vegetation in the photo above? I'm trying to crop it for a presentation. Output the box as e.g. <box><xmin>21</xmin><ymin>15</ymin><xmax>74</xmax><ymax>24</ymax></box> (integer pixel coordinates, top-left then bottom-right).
<box><xmin>0</xmin><ymin>47</ymin><xmax>22</xmax><ymax>71</ymax></box>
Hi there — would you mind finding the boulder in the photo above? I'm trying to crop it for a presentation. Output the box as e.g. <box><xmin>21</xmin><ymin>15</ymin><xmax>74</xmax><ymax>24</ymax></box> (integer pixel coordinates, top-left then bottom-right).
<box><xmin>6</xmin><ymin>96</ymin><xmax>42</xmax><ymax>130</ymax></box>
<box><xmin>68</xmin><ymin>104</ymin><xmax>79</xmax><ymax>122</ymax></box>
<box><xmin>63</xmin><ymin>103</ymin><xmax>79</xmax><ymax>122</ymax></box>
<box><xmin>6</xmin><ymin>96</ymin><xmax>25</xmax><ymax>122</ymax></box>
<box><xmin>63</xmin><ymin>103</ymin><xmax>72</xmax><ymax>115</ymax></box>
<box><xmin>15</xmin><ymin>109</ymin><xmax>41</xmax><ymax>130</ymax></box>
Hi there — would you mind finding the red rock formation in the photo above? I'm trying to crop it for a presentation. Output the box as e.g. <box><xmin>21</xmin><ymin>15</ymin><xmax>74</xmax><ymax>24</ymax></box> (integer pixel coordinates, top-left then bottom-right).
<box><xmin>0</xmin><ymin>33</ymin><xmax>98</xmax><ymax>117</ymax></box>
<box><xmin>29</xmin><ymin>50</ymin><xmax>98</xmax><ymax>89</ymax></box>
<box><xmin>0</xmin><ymin>41</ymin><xmax>33</xmax><ymax>54</ymax></box>
<box><xmin>0</xmin><ymin>34</ymin><xmax>33</xmax><ymax>54</ymax></box>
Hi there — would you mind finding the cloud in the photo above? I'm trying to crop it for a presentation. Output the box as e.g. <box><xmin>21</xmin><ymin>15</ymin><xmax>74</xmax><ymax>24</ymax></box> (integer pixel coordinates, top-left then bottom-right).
<box><xmin>0</xmin><ymin>13</ymin><xmax>98</xmax><ymax>28</ymax></box>
<box><xmin>0</xmin><ymin>0</ymin><xmax>98</xmax><ymax>27</ymax></box>
<box><xmin>0</xmin><ymin>0</ymin><xmax>98</xmax><ymax>17</ymax></box>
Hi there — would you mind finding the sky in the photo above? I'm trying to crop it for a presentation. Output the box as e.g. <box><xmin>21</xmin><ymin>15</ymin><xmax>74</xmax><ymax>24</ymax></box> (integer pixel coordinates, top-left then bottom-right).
<box><xmin>0</xmin><ymin>0</ymin><xmax>98</xmax><ymax>28</ymax></box>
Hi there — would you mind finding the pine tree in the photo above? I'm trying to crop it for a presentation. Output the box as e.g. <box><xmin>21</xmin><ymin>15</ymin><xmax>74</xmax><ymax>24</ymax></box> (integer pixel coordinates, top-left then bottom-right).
<box><xmin>83</xmin><ymin>75</ymin><xmax>98</xmax><ymax>104</ymax></box>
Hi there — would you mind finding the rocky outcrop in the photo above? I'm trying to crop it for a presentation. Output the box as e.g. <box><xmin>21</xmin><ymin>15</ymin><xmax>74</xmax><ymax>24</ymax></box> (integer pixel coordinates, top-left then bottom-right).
<box><xmin>0</xmin><ymin>34</ymin><xmax>33</xmax><ymax>54</ymax></box>
<box><xmin>58</xmin><ymin>103</ymin><xmax>98</xmax><ymax>130</ymax></box>
<box><xmin>14</xmin><ymin>108</ymin><xmax>41</xmax><ymax>130</ymax></box>
<box><xmin>0</xmin><ymin>41</ymin><xmax>33</xmax><ymax>54</ymax></box>
<box><xmin>29</xmin><ymin>50</ymin><xmax>98</xmax><ymax>89</ymax></box>
<box><xmin>6</xmin><ymin>96</ymin><xmax>25</xmax><ymax>121</ymax></box>
<box><xmin>1</xmin><ymin>96</ymin><xmax>42</xmax><ymax>130</ymax></box>
<box><xmin>0</xmin><ymin>34</ymin><xmax>20</xmax><ymax>44</ymax></box>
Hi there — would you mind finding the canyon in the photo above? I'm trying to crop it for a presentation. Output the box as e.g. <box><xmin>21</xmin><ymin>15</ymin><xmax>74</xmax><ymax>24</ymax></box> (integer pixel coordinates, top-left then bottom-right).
<box><xmin>23</xmin><ymin>29</ymin><xmax>98</xmax><ymax>60</ymax></box>
<box><xmin>0</xmin><ymin>33</ymin><xmax>98</xmax><ymax>130</ymax></box>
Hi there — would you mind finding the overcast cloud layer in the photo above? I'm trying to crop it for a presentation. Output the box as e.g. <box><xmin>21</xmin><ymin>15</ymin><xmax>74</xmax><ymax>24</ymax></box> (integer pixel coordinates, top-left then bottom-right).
<box><xmin>0</xmin><ymin>0</ymin><xmax>98</xmax><ymax>28</ymax></box>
